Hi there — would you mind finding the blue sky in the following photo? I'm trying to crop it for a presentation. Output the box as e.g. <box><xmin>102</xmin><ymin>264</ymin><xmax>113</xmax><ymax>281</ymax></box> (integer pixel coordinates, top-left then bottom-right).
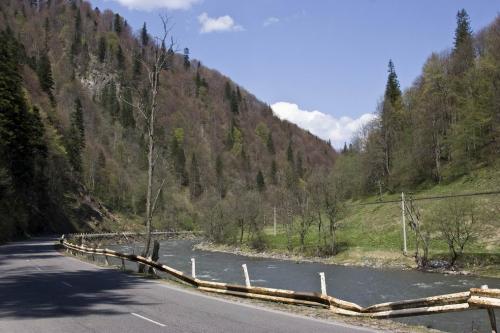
<box><xmin>89</xmin><ymin>0</ymin><xmax>500</xmax><ymax>147</ymax></box>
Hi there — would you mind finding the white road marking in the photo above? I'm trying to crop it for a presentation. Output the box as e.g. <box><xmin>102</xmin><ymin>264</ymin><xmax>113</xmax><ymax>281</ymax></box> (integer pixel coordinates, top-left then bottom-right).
<box><xmin>61</xmin><ymin>281</ymin><xmax>73</xmax><ymax>287</ymax></box>
<box><xmin>131</xmin><ymin>313</ymin><xmax>166</xmax><ymax>327</ymax></box>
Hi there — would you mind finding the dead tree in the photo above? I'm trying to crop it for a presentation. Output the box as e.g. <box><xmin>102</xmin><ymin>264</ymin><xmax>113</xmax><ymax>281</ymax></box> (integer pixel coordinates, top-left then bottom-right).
<box><xmin>405</xmin><ymin>194</ymin><xmax>430</xmax><ymax>268</ymax></box>
<box><xmin>121</xmin><ymin>16</ymin><xmax>174</xmax><ymax>272</ymax></box>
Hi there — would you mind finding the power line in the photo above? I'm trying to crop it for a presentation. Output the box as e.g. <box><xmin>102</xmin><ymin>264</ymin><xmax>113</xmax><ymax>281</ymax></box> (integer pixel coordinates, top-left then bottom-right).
<box><xmin>350</xmin><ymin>190</ymin><xmax>500</xmax><ymax>206</ymax></box>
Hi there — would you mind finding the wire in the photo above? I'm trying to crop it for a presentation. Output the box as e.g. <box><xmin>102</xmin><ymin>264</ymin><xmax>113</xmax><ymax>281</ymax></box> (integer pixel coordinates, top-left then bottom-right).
<box><xmin>350</xmin><ymin>190</ymin><xmax>500</xmax><ymax>206</ymax></box>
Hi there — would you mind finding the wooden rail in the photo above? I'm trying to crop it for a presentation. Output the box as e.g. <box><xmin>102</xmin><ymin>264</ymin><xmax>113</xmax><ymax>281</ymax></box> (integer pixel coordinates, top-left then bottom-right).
<box><xmin>60</xmin><ymin>238</ymin><xmax>499</xmax><ymax>332</ymax></box>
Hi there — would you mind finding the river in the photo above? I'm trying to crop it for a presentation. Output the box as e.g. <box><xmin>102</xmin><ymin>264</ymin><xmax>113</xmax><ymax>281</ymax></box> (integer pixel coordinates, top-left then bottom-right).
<box><xmin>108</xmin><ymin>239</ymin><xmax>499</xmax><ymax>333</ymax></box>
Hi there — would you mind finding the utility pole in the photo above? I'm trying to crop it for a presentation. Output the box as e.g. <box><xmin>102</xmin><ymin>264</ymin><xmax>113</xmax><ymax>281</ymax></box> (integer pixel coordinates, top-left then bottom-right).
<box><xmin>401</xmin><ymin>192</ymin><xmax>407</xmax><ymax>255</ymax></box>
<box><xmin>273</xmin><ymin>206</ymin><xmax>277</xmax><ymax>236</ymax></box>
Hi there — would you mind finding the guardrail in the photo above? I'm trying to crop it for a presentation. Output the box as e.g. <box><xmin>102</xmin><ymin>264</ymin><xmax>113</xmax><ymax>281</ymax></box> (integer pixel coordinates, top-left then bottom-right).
<box><xmin>60</xmin><ymin>238</ymin><xmax>499</xmax><ymax>332</ymax></box>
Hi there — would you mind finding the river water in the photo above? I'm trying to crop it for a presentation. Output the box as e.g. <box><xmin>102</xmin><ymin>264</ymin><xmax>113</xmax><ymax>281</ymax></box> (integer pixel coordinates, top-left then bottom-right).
<box><xmin>108</xmin><ymin>239</ymin><xmax>499</xmax><ymax>333</ymax></box>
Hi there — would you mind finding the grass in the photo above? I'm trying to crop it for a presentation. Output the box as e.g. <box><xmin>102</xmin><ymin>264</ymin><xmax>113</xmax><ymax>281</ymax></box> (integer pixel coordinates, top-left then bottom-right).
<box><xmin>248</xmin><ymin>165</ymin><xmax>500</xmax><ymax>277</ymax></box>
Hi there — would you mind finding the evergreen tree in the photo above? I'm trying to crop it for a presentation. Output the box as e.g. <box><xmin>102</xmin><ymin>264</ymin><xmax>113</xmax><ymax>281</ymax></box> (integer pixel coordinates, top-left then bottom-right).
<box><xmin>256</xmin><ymin>170</ymin><xmax>265</xmax><ymax>192</ymax></box>
<box><xmin>116</xmin><ymin>45</ymin><xmax>125</xmax><ymax>69</ymax></box>
<box><xmin>287</xmin><ymin>141</ymin><xmax>294</xmax><ymax>164</ymax></box>
<box><xmin>120</xmin><ymin>88</ymin><xmax>135</xmax><ymax>128</ymax></box>
<box><xmin>183</xmin><ymin>47</ymin><xmax>190</xmax><ymax>70</ymax></box>
<box><xmin>342</xmin><ymin>142</ymin><xmax>348</xmax><ymax>154</ymax></box>
<box><xmin>101</xmin><ymin>80</ymin><xmax>120</xmax><ymax>121</ymax></box>
<box><xmin>71</xmin><ymin>8</ymin><xmax>82</xmax><ymax>57</ymax></box>
<box><xmin>215</xmin><ymin>154</ymin><xmax>225</xmax><ymax>199</ymax></box>
<box><xmin>141</xmin><ymin>22</ymin><xmax>149</xmax><ymax>47</ymax></box>
<box><xmin>37</xmin><ymin>51</ymin><xmax>55</xmax><ymax>102</ymax></box>
<box><xmin>224</xmin><ymin>81</ymin><xmax>232</xmax><ymax>100</ymax></box>
<box><xmin>296</xmin><ymin>152</ymin><xmax>304</xmax><ymax>178</ymax></box>
<box><xmin>170</xmin><ymin>135</ymin><xmax>188</xmax><ymax>186</ymax></box>
<box><xmin>270</xmin><ymin>160</ymin><xmax>278</xmax><ymax>185</ymax></box>
<box><xmin>230</xmin><ymin>90</ymin><xmax>239</xmax><ymax>114</ymax></box>
<box><xmin>114</xmin><ymin>13</ymin><xmax>122</xmax><ymax>34</ymax></box>
<box><xmin>97</xmin><ymin>36</ymin><xmax>106</xmax><ymax>62</ymax></box>
<box><xmin>266</xmin><ymin>133</ymin><xmax>275</xmax><ymax>154</ymax></box>
<box><xmin>384</xmin><ymin>60</ymin><xmax>402</xmax><ymax>106</ymax></box>
<box><xmin>67</xmin><ymin>97</ymin><xmax>85</xmax><ymax>174</ymax></box>
<box><xmin>189</xmin><ymin>153</ymin><xmax>203</xmax><ymax>199</ymax></box>
<box><xmin>132</xmin><ymin>50</ymin><xmax>141</xmax><ymax>80</ymax></box>
<box><xmin>452</xmin><ymin>9</ymin><xmax>475</xmax><ymax>74</ymax></box>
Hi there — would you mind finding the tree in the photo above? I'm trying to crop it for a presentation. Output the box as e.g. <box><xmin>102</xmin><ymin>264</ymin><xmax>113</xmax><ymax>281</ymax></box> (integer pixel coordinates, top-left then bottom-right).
<box><xmin>452</xmin><ymin>9</ymin><xmax>475</xmax><ymax>75</ymax></box>
<box><xmin>116</xmin><ymin>45</ymin><xmax>125</xmax><ymax>70</ymax></box>
<box><xmin>141</xmin><ymin>22</ymin><xmax>149</xmax><ymax>47</ymax></box>
<box><xmin>215</xmin><ymin>154</ymin><xmax>226</xmax><ymax>199</ymax></box>
<box><xmin>256</xmin><ymin>170</ymin><xmax>265</xmax><ymax>192</ymax></box>
<box><xmin>189</xmin><ymin>153</ymin><xmax>202</xmax><ymax>199</ymax></box>
<box><xmin>114</xmin><ymin>13</ymin><xmax>122</xmax><ymax>34</ymax></box>
<box><xmin>67</xmin><ymin>98</ymin><xmax>85</xmax><ymax>174</ymax></box>
<box><xmin>37</xmin><ymin>51</ymin><xmax>55</xmax><ymax>102</ymax></box>
<box><xmin>430</xmin><ymin>199</ymin><xmax>477</xmax><ymax>267</ymax></box>
<box><xmin>183</xmin><ymin>47</ymin><xmax>190</xmax><ymax>70</ymax></box>
<box><xmin>120</xmin><ymin>88</ymin><xmax>135</xmax><ymax>128</ymax></box>
<box><xmin>121</xmin><ymin>16</ymin><xmax>174</xmax><ymax>268</ymax></box>
<box><xmin>71</xmin><ymin>8</ymin><xmax>82</xmax><ymax>57</ymax></box>
<box><xmin>97</xmin><ymin>36</ymin><xmax>106</xmax><ymax>62</ymax></box>
<box><xmin>269</xmin><ymin>160</ymin><xmax>278</xmax><ymax>185</ymax></box>
<box><xmin>170</xmin><ymin>132</ymin><xmax>188</xmax><ymax>186</ymax></box>
<box><xmin>379</xmin><ymin>59</ymin><xmax>403</xmax><ymax>180</ymax></box>
<box><xmin>266</xmin><ymin>133</ymin><xmax>275</xmax><ymax>154</ymax></box>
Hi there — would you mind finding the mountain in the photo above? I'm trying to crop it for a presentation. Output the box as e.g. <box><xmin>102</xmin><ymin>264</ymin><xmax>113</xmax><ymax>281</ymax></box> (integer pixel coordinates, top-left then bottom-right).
<box><xmin>0</xmin><ymin>0</ymin><xmax>336</xmax><ymax>241</ymax></box>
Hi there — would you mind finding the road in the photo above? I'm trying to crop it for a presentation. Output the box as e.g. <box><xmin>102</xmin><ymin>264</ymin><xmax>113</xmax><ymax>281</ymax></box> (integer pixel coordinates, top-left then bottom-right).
<box><xmin>0</xmin><ymin>238</ymin><xmax>378</xmax><ymax>333</ymax></box>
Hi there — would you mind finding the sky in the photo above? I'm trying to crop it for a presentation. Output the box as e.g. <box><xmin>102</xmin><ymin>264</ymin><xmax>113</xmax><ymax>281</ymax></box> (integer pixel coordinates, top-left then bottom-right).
<box><xmin>88</xmin><ymin>0</ymin><xmax>500</xmax><ymax>148</ymax></box>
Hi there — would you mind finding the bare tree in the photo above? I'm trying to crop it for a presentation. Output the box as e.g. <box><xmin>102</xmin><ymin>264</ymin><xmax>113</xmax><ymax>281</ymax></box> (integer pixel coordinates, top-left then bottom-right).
<box><xmin>121</xmin><ymin>16</ymin><xmax>174</xmax><ymax>271</ymax></box>
<box><xmin>405</xmin><ymin>195</ymin><xmax>430</xmax><ymax>268</ymax></box>
<box><xmin>431</xmin><ymin>198</ymin><xmax>477</xmax><ymax>267</ymax></box>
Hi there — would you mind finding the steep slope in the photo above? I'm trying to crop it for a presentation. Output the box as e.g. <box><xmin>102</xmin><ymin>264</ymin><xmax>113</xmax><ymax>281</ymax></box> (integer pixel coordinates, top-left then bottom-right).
<box><xmin>0</xmin><ymin>0</ymin><xmax>335</xmax><ymax>238</ymax></box>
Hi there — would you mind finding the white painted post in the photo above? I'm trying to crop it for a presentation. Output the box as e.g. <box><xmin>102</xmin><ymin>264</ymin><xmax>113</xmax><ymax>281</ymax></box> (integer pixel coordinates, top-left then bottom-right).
<box><xmin>319</xmin><ymin>272</ymin><xmax>327</xmax><ymax>296</ymax></box>
<box><xmin>273</xmin><ymin>206</ymin><xmax>277</xmax><ymax>236</ymax></box>
<box><xmin>401</xmin><ymin>192</ymin><xmax>407</xmax><ymax>255</ymax></box>
<box><xmin>105</xmin><ymin>255</ymin><xmax>109</xmax><ymax>266</ymax></box>
<box><xmin>242</xmin><ymin>264</ymin><xmax>251</xmax><ymax>287</ymax></box>
<box><xmin>191</xmin><ymin>258</ymin><xmax>196</xmax><ymax>278</ymax></box>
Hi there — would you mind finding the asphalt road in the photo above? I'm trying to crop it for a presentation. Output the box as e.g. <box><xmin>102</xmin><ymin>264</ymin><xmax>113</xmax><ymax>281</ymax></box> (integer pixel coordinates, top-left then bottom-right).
<box><xmin>0</xmin><ymin>238</ymin><xmax>378</xmax><ymax>333</ymax></box>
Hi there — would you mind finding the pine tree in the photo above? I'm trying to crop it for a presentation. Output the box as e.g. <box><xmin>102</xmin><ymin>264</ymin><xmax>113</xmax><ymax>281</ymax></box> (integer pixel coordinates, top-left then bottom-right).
<box><xmin>287</xmin><ymin>141</ymin><xmax>294</xmax><ymax>164</ymax></box>
<box><xmin>116</xmin><ymin>45</ymin><xmax>125</xmax><ymax>69</ymax></box>
<box><xmin>230</xmin><ymin>90</ymin><xmax>239</xmax><ymax>114</ymax></box>
<box><xmin>215</xmin><ymin>154</ymin><xmax>225</xmax><ymax>199</ymax></box>
<box><xmin>270</xmin><ymin>160</ymin><xmax>278</xmax><ymax>185</ymax></box>
<box><xmin>296</xmin><ymin>152</ymin><xmax>304</xmax><ymax>178</ymax></box>
<box><xmin>120</xmin><ymin>88</ymin><xmax>135</xmax><ymax>128</ymax></box>
<box><xmin>384</xmin><ymin>60</ymin><xmax>402</xmax><ymax>106</ymax></box>
<box><xmin>141</xmin><ymin>22</ymin><xmax>149</xmax><ymax>47</ymax></box>
<box><xmin>266</xmin><ymin>133</ymin><xmax>275</xmax><ymax>154</ymax></box>
<box><xmin>71</xmin><ymin>8</ymin><xmax>82</xmax><ymax>57</ymax></box>
<box><xmin>102</xmin><ymin>80</ymin><xmax>120</xmax><ymax>121</ymax></box>
<box><xmin>342</xmin><ymin>142</ymin><xmax>348</xmax><ymax>154</ymax></box>
<box><xmin>37</xmin><ymin>51</ymin><xmax>55</xmax><ymax>102</ymax></box>
<box><xmin>189</xmin><ymin>153</ymin><xmax>202</xmax><ymax>199</ymax></box>
<box><xmin>98</xmin><ymin>36</ymin><xmax>106</xmax><ymax>62</ymax></box>
<box><xmin>67</xmin><ymin>97</ymin><xmax>85</xmax><ymax>174</ymax></box>
<box><xmin>452</xmin><ymin>9</ymin><xmax>475</xmax><ymax>74</ymax></box>
<box><xmin>224</xmin><ymin>81</ymin><xmax>232</xmax><ymax>100</ymax></box>
<box><xmin>256</xmin><ymin>170</ymin><xmax>265</xmax><ymax>192</ymax></box>
<box><xmin>183</xmin><ymin>48</ymin><xmax>190</xmax><ymax>70</ymax></box>
<box><xmin>114</xmin><ymin>13</ymin><xmax>122</xmax><ymax>34</ymax></box>
<box><xmin>170</xmin><ymin>135</ymin><xmax>188</xmax><ymax>186</ymax></box>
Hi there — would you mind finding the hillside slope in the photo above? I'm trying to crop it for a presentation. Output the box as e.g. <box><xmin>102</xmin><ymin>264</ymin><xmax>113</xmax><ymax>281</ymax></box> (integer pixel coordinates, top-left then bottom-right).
<box><xmin>0</xmin><ymin>0</ymin><xmax>335</xmax><ymax>239</ymax></box>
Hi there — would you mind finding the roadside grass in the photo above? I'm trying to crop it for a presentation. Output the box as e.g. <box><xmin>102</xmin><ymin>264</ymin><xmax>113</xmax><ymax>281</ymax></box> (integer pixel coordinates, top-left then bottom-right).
<box><xmin>250</xmin><ymin>165</ymin><xmax>500</xmax><ymax>276</ymax></box>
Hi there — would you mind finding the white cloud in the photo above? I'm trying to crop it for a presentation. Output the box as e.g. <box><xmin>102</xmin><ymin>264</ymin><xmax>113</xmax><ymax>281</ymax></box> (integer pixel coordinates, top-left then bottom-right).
<box><xmin>271</xmin><ymin>102</ymin><xmax>377</xmax><ymax>149</ymax></box>
<box><xmin>198</xmin><ymin>12</ymin><xmax>244</xmax><ymax>33</ymax></box>
<box><xmin>263</xmin><ymin>17</ymin><xmax>280</xmax><ymax>27</ymax></box>
<box><xmin>108</xmin><ymin>0</ymin><xmax>200</xmax><ymax>11</ymax></box>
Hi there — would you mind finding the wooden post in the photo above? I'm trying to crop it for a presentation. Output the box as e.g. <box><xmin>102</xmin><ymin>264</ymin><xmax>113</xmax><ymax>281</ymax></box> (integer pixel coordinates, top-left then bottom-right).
<box><xmin>273</xmin><ymin>206</ymin><xmax>277</xmax><ymax>236</ymax></box>
<box><xmin>191</xmin><ymin>258</ymin><xmax>196</xmax><ymax>278</ymax></box>
<box><xmin>481</xmin><ymin>285</ymin><xmax>498</xmax><ymax>333</ymax></box>
<box><xmin>121</xmin><ymin>258</ymin><xmax>125</xmax><ymax>270</ymax></box>
<box><xmin>319</xmin><ymin>272</ymin><xmax>327</xmax><ymax>296</ymax></box>
<box><xmin>401</xmin><ymin>192</ymin><xmax>407</xmax><ymax>255</ymax></box>
<box><xmin>242</xmin><ymin>264</ymin><xmax>251</xmax><ymax>288</ymax></box>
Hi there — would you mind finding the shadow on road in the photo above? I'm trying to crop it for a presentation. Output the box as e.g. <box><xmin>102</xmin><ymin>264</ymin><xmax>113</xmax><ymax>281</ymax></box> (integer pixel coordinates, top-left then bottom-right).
<box><xmin>0</xmin><ymin>239</ymin><xmax>160</xmax><ymax>319</ymax></box>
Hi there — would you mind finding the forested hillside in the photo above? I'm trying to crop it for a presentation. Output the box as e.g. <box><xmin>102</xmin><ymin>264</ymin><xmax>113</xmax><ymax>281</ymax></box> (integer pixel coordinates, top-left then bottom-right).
<box><xmin>0</xmin><ymin>0</ymin><xmax>335</xmax><ymax>242</ymax></box>
<box><xmin>334</xmin><ymin>10</ymin><xmax>500</xmax><ymax>196</ymax></box>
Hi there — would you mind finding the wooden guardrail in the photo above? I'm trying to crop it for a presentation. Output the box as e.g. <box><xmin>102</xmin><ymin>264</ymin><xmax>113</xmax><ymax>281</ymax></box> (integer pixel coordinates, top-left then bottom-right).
<box><xmin>60</xmin><ymin>238</ymin><xmax>499</xmax><ymax>332</ymax></box>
